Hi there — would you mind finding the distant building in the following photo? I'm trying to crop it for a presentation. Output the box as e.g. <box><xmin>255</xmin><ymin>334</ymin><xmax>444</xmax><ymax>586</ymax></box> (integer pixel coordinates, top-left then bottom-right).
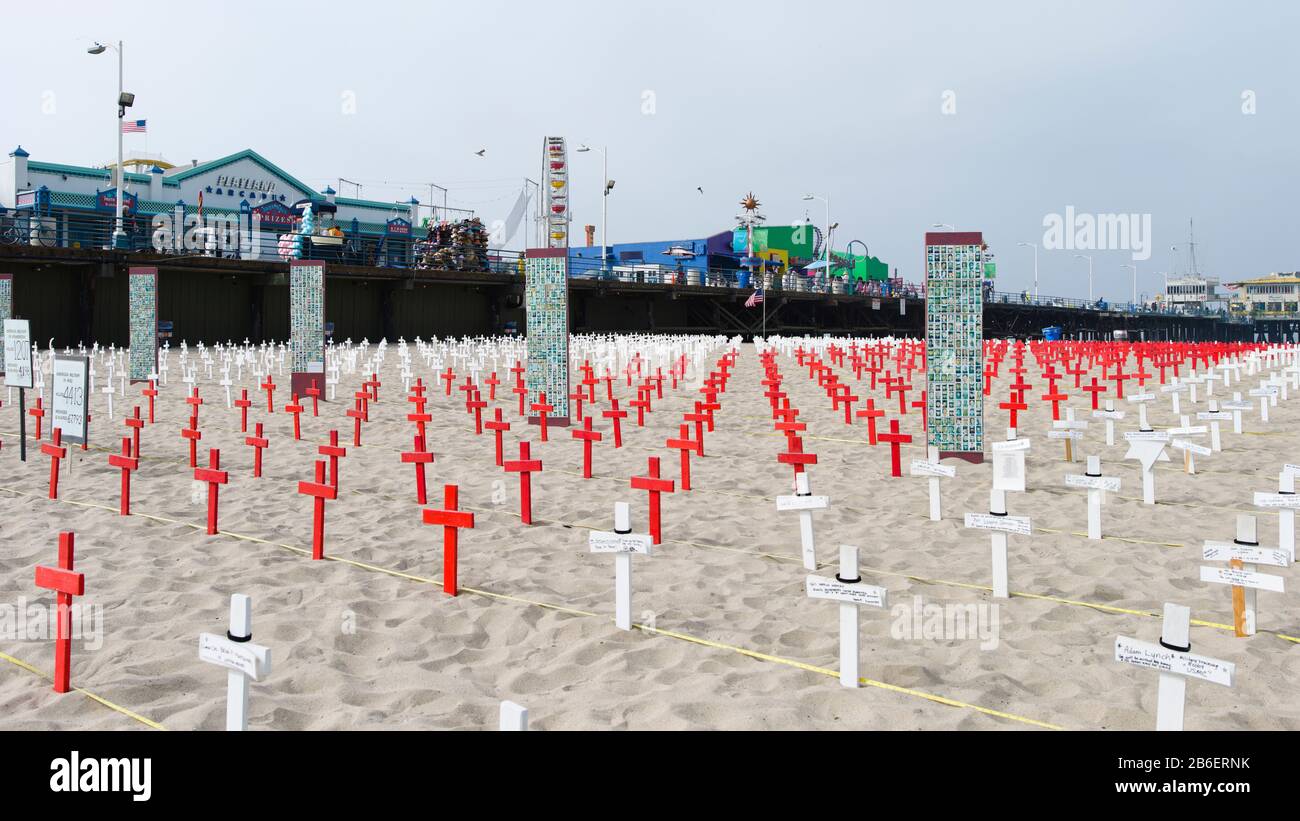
<box><xmin>1229</xmin><ymin>272</ymin><xmax>1300</xmax><ymax>317</ymax></box>
<box><xmin>1163</xmin><ymin>275</ymin><xmax>1221</xmax><ymax>312</ymax></box>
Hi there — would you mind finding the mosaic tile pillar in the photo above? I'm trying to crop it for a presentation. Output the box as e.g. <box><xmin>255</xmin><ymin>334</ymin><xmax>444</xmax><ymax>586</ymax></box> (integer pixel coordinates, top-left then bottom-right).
<box><xmin>0</xmin><ymin>273</ymin><xmax>10</xmax><ymax>377</ymax></box>
<box><xmin>924</xmin><ymin>233</ymin><xmax>985</xmax><ymax>463</ymax></box>
<box><xmin>128</xmin><ymin>267</ymin><xmax>158</xmax><ymax>382</ymax></box>
<box><xmin>289</xmin><ymin>260</ymin><xmax>327</xmax><ymax>398</ymax></box>
<box><xmin>524</xmin><ymin>248</ymin><xmax>570</xmax><ymax>425</ymax></box>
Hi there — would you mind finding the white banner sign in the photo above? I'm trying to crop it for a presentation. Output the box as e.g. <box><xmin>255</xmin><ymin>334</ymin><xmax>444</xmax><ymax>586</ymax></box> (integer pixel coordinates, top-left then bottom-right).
<box><xmin>588</xmin><ymin>531</ymin><xmax>653</xmax><ymax>555</ymax></box>
<box><xmin>776</xmin><ymin>494</ymin><xmax>830</xmax><ymax>512</ymax></box>
<box><xmin>3</xmin><ymin>319</ymin><xmax>33</xmax><ymax>389</ymax></box>
<box><xmin>1202</xmin><ymin>541</ymin><xmax>1290</xmax><ymax>568</ymax></box>
<box><xmin>198</xmin><ymin>633</ymin><xmax>271</xmax><ymax>681</ymax></box>
<box><xmin>909</xmin><ymin>460</ymin><xmax>956</xmax><ymax>478</ymax></box>
<box><xmin>805</xmin><ymin>576</ymin><xmax>887</xmax><ymax>608</ymax></box>
<box><xmin>1171</xmin><ymin>439</ymin><xmax>1212</xmax><ymax>456</ymax></box>
<box><xmin>1124</xmin><ymin>431</ymin><xmax>1170</xmax><ymax>442</ymax></box>
<box><xmin>991</xmin><ymin>438</ymin><xmax>1031</xmax><ymax>452</ymax></box>
<box><xmin>964</xmin><ymin>512</ymin><xmax>1031</xmax><ymax>536</ymax></box>
<box><xmin>1253</xmin><ymin>492</ymin><xmax>1300</xmax><ymax>510</ymax></box>
<box><xmin>1066</xmin><ymin>474</ymin><xmax>1121</xmax><ymax>492</ymax></box>
<box><xmin>51</xmin><ymin>354</ymin><xmax>89</xmax><ymax>445</ymax></box>
<box><xmin>1199</xmin><ymin>566</ymin><xmax>1285</xmax><ymax>593</ymax></box>
<box><xmin>1047</xmin><ymin>430</ymin><xmax>1082</xmax><ymax>440</ymax></box>
<box><xmin>1114</xmin><ymin>637</ymin><xmax>1234</xmax><ymax>686</ymax></box>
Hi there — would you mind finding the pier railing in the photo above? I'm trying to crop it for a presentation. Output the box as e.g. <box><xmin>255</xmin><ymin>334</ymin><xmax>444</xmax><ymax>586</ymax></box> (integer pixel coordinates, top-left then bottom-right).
<box><xmin>0</xmin><ymin>207</ymin><xmax>1257</xmax><ymax>322</ymax></box>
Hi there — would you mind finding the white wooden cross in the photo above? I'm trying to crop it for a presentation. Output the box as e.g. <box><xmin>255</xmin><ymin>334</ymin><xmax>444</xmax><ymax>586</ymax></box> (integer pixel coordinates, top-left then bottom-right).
<box><xmin>1221</xmin><ymin>392</ymin><xmax>1251</xmax><ymax>434</ymax></box>
<box><xmin>1114</xmin><ymin>603</ymin><xmax>1233</xmax><ymax>731</ymax></box>
<box><xmin>1127</xmin><ymin>391</ymin><xmax>1156</xmax><ymax>431</ymax></box>
<box><xmin>499</xmin><ymin>700</ymin><xmax>528</xmax><ymax>731</ymax></box>
<box><xmin>198</xmin><ymin>594</ymin><xmax>272</xmax><ymax>731</ymax></box>
<box><xmin>777</xmin><ymin>472</ymin><xmax>829</xmax><ymax>569</ymax></box>
<box><xmin>1093</xmin><ymin>399</ymin><xmax>1125</xmax><ymax>447</ymax></box>
<box><xmin>1184</xmin><ymin>372</ymin><xmax>1205</xmax><ymax>403</ymax></box>
<box><xmin>1169</xmin><ymin>414</ymin><xmax>1210</xmax><ymax>475</ymax></box>
<box><xmin>1249</xmin><ymin>383</ymin><xmax>1277</xmax><ymax>423</ymax></box>
<box><xmin>220</xmin><ymin>375</ymin><xmax>233</xmax><ymax>409</ymax></box>
<box><xmin>991</xmin><ymin>436</ymin><xmax>1030</xmax><ymax>494</ymax></box>
<box><xmin>909</xmin><ymin>445</ymin><xmax>954</xmax><ymax>521</ymax></box>
<box><xmin>1124</xmin><ymin>430</ymin><xmax>1170</xmax><ymax>505</ymax></box>
<box><xmin>965</xmin><ymin>484</ymin><xmax>1031</xmax><ymax>599</ymax></box>
<box><xmin>805</xmin><ymin>544</ymin><xmax>887</xmax><ymax>687</ymax></box>
<box><xmin>1197</xmin><ymin>400</ymin><xmax>1231</xmax><ymax>452</ymax></box>
<box><xmin>1200</xmin><ymin>514</ymin><xmax>1287</xmax><ymax>637</ymax></box>
<box><xmin>1066</xmin><ymin>455</ymin><xmax>1120</xmax><ymax>540</ymax></box>
<box><xmin>1160</xmin><ymin>378</ymin><xmax>1187</xmax><ymax>416</ymax></box>
<box><xmin>101</xmin><ymin>383</ymin><xmax>115</xmax><ymax>421</ymax></box>
<box><xmin>1049</xmin><ymin>407</ymin><xmax>1087</xmax><ymax>462</ymax></box>
<box><xmin>588</xmin><ymin>502</ymin><xmax>652</xmax><ymax>631</ymax></box>
<box><xmin>1255</xmin><ymin>470</ymin><xmax>1298</xmax><ymax>563</ymax></box>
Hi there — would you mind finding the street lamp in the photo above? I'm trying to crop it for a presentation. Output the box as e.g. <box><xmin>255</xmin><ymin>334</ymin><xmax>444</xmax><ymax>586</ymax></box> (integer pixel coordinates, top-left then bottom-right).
<box><xmin>1017</xmin><ymin>241</ymin><xmax>1039</xmax><ymax>301</ymax></box>
<box><xmin>1073</xmin><ymin>253</ymin><xmax>1093</xmax><ymax>303</ymax></box>
<box><xmin>803</xmin><ymin>194</ymin><xmax>831</xmax><ymax>291</ymax></box>
<box><xmin>88</xmin><ymin>40</ymin><xmax>131</xmax><ymax>250</ymax></box>
<box><xmin>577</xmin><ymin>145</ymin><xmax>611</xmax><ymax>274</ymax></box>
<box><xmin>426</xmin><ymin>182</ymin><xmax>448</xmax><ymax>225</ymax></box>
<box><xmin>1122</xmin><ymin>264</ymin><xmax>1138</xmax><ymax>308</ymax></box>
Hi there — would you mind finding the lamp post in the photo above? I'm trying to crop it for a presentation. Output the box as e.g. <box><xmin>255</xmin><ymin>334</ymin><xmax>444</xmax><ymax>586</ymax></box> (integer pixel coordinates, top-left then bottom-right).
<box><xmin>1073</xmin><ymin>253</ymin><xmax>1093</xmax><ymax>302</ymax></box>
<box><xmin>577</xmin><ymin>145</ymin><xmax>611</xmax><ymax>275</ymax></box>
<box><xmin>1122</xmin><ymin>264</ymin><xmax>1138</xmax><ymax>308</ymax></box>
<box><xmin>803</xmin><ymin>194</ymin><xmax>830</xmax><ymax>291</ymax></box>
<box><xmin>1017</xmin><ymin>241</ymin><xmax>1039</xmax><ymax>301</ymax></box>
<box><xmin>87</xmin><ymin>40</ymin><xmax>131</xmax><ymax>250</ymax></box>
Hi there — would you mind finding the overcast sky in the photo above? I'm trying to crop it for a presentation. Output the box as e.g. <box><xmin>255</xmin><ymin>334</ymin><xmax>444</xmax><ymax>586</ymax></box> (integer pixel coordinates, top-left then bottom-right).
<box><xmin>3</xmin><ymin>0</ymin><xmax>1296</xmax><ymax>300</ymax></box>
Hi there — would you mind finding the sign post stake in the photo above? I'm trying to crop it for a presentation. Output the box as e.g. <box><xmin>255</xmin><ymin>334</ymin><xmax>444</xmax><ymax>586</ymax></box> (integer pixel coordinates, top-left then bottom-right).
<box><xmin>1155</xmin><ymin>604</ymin><xmax>1191</xmax><ymax>732</ymax></box>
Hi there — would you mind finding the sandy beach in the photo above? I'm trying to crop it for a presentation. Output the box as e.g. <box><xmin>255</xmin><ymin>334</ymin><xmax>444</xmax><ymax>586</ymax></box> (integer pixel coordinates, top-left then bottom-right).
<box><xmin>1</xmin><ymin>338</ymin><xmax>1297</xmax><ymax>731</ymax></box>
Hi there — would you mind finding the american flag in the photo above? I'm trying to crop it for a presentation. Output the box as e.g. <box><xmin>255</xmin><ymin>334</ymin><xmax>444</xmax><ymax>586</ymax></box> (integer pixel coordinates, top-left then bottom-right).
<box><xmin>745</xmin><ymin>288</ymin><xmax>765</xmax><ymax>308</ymax></box>
<box><xmin>120</xmin><ymin>119</ymin><xmax>147</xmax><ymax>133</ymax></box>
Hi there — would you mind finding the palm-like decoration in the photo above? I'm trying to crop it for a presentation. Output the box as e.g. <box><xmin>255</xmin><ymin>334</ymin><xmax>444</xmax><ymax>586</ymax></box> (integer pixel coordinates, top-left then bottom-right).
<box><xmin>740</xmin><ymin>192</ymin><xmax>761</xmax><ymax>212</ymax></box>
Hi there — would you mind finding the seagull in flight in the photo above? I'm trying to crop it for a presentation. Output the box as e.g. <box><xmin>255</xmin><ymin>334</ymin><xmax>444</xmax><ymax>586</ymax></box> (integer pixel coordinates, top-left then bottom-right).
<box><xmin>697</xmin><ymin>186</ymin><xmax>704</xmax><ymax>194</ymax></box>
<box><xmin>475</xmin><ymin>149</ymin><xmax>486</xmax><ymax>157</ymax></box>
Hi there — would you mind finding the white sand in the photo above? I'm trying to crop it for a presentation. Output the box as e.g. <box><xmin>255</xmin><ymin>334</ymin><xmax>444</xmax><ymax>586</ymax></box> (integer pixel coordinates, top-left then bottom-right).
<box><xmin>0</xmin><ymin>340</ymin><xmax>1297</xmax><ymax>731</ymax></box>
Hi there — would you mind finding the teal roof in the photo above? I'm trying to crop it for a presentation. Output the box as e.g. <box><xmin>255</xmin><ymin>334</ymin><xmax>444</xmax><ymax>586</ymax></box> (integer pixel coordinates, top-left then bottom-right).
<box><xmin>29</xmin><ymin>161</ymin><xmax>150</xmax><ymax>184</ymax></box>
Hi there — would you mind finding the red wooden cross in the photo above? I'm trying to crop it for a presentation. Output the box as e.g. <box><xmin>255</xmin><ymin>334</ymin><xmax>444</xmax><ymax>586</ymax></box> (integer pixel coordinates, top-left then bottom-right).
<box><xmin>422</xmin><ymin>484</ymin><xmax>474</xmax><ymax>597</ymax></box>
<box><xmin>245</xmin><ymin>422</ymin><xmax>269</xmax><ymax>478</ymax></box>
<box><xmin>911</xmin><ymin>390</ymin><xmax>928</xmax><ymax>431</ymax></box>
<box><xmin>602</xmin><ymin>399</ymin><xmax>628</xmax><ymax>448</ymax></box>
<box><xmin>407</xmin><ymin>410</ymin><xmax>432</xmax><ymax>443</ymax></box>
<box><xmin>441</xmin><ymin>366</ymin><xmax>456</xmax><ymax>396</ymax></box>
<box><xmin>1041</xmin><ymin>388</ymin><xmax>1068</xmax><ymax>421</ymax></box>
<box><xmin>485</xmin><ymin>408</ymin><xmax>511</xmax><ymax>467</ymax></box>
<box><xmin>186</xmin><ymin>387</ymin><xmax>204</xmax><ymax>426</ymax></box>
<box><xmin>1108</xmin><ymin>365</ymin><xmax>1131</xmax><ymax>400</ymax></box>
<box><xmin>364</xmin><ymin>372</ymin><xmax>381</xmax><ymax>403</ymax></box>
<box><xmin>34</xmin><ymin>532</ymin><xmax>85</xmax><ymax>693</ymax></box>
<box><xmin>998</xmin><ymin>397</ymin><xmax>1028</xmax><ymax>430</ymax></box>
<box><xmin>28</xmin><ymin>397</ymin><xmax>45</xmax><ymax>441</ymax></box>
<box><xmin>631</xmin><ymin>456</ymin><xmax>675</xmax><ymax>545</ymax></box>
<box><xmin>571</xmin><ymin>417</ymin><xmax>603</xmax><ymax>479</ymax></box>
<box><xmin>839</xmin><ymin>390</ymin><xmax>859</xmax><ymax>425</ymax></box>
<box><xmin>42</xmin><ymin>428</ymin><xmax>67</xmax><ymax>499</ymax></box>
<box><xmin>684</xmin><ymin>406</ymin><xmax>709</xmax><ymax>457</ymax></box>
<box><xmin>401</xmin><ymin>433</ymin><xmax>435</xmax><ymax>505</ymax></box>
<box><xmin>353</xmin><ymin>389</ymin><xmax>372</xmax><ymax>423</ymax></box>
<box><xmin>234</xmin><ymin>388</ymin><xmax>252</xmax><ymax>433</ymax></box>
<box><xmin>467</xmin><ymin>391</ymin><xmax>487</xmax><ymax>435</ymax></box>
<box><xmin>629</xmin><ymin>392</ymin><xmax>651</xmax><ymax>427</ymax></box>
<box><xmin>285</xmin><ymin>394</ymin><xmax>304</xmax><ymax>440</ymax></box>
<box><xmin>666</xmin><ymin>423</ymin><xmax>700</xmax><ymax>491</ymax></box>
<box><xmin>194</xmin><ymin>448</ymin><xmax>229</xmax><ymax>535</ymax></box>
<box><xmin>568</xmin><ymin>388</ymin><xmax>586</xmax><ymax>422</ymax></box>
<box><xmin>125</xmin><ymin>405</ymin><xmax>144</xmax><ymax>458</ymax></box>
<box><xmin>895</xmin><ymin>380</ymin><xmax>913</xmax><ymax>415</ymax></box>
<box><xmin>406</xmin><ymin>385</ymin><xmax>428</xmax><ymax>416</ymax></box>
<box><xmin>530</xmin><ymin>392</ymin><xmax>554</xmax><ymax>441</ymax></box>
<box><xmin>777</xmin><ymin>436</ymin><xmax>818</xmax><ymax>480</ymax></box>
<box><xmin>878</xmin><ymin>419</ymin><xmax>912</xmax><ymax>477</ymax></box>
<box><xmin>107</xmin><ymin>437</ymin><xmax>138</xmax><ymax>516</ymax></box>
<box><xmin>512</xmin><ymin>382</ymin><xmax>528</xmax><ymax>416</ymax></box>
<box><xmin>503</xmin><ymin>441</ymin><xmax>543</xmax><ymax>525</ymax></box>
<box><xmin>181</xmin><ymin>421</ymin><xmax>202</xmax><ymax>468</ymax></box>
<box><xmin>1082</xmin><ymin>377</ymin><xmax>1107</xmax><ymax>411</ymax></box>
<box><xmin>261</xmin><ymin>375</ymin><xmax>276</xmax><ymax>413</ymax></box>
<box><xmin>319</xmin><ymin>430</ymin><xmax>346</xmax><ymax>489</ymax></box>
<box><xmin>306</xmin><ymin>379</ymin><xmax>322</xmax><ymax>416</ymax></box>
<box><xmin>141</xmin><ymin>380</ymin><xmax>158</xmax><ymax>424</ymax></box>
<box><xmin>346</xmin><ymin>399</ymin><xmax>365</xmax><ymax>447</ymax></box>
<box><xmin>298</xmin><ymin>460</ymin><xmax>337</xmax><ymax>560</ymax></box>
<box><xmin>483</xmin><ymin>372</ymin><xmax>500</xmax><ymax>401</ymax></box>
